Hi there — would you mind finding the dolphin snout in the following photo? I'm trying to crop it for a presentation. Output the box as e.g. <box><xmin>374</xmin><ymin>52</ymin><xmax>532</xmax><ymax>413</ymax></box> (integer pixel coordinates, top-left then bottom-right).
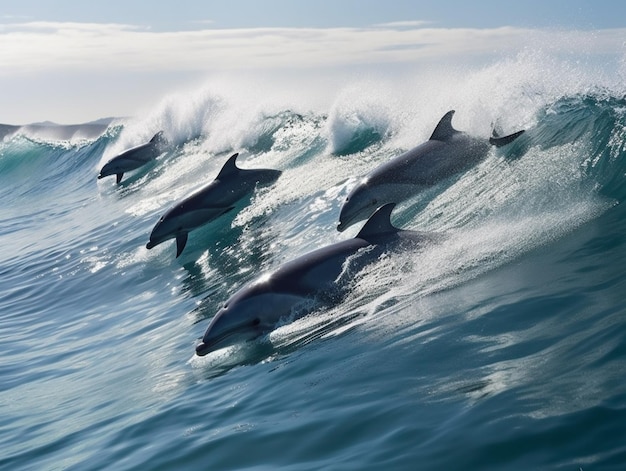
<box><xmin>195</xmin><ymin>342</ymin><xmax>210</xmax><ymax>356</ymax></box>
<box><xmin>337</xmin><ymin>210</ymin><xmax>356</xmax><ymax>232</ymax></box>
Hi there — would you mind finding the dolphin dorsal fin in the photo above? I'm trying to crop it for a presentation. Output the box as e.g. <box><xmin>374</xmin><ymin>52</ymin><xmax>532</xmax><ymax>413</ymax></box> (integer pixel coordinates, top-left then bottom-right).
<box><xmin>429</xmin><ymin>110</ymin><xmax>458</xmax><ymax>141</ymax></box>
<box><xmin>216</xmin><ymin>153</ymin><xmax>240</xmax><ymax>179</ymax></box>
<box><xmin>356</xmin><ymin>203</ymin><xmax>398</xmax><ymax>239</ymax></box>
<box><xmin>150</xmin><ymin>131</ymin><xmax>164</xmax><ymax>143</ymax></box>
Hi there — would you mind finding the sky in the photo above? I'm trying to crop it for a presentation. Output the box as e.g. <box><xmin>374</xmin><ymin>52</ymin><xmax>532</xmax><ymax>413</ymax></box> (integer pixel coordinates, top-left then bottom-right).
<box><xmin>1</xmin><ymin>0</ymin><xmax>624</xmax><ymax>124</ymax></box>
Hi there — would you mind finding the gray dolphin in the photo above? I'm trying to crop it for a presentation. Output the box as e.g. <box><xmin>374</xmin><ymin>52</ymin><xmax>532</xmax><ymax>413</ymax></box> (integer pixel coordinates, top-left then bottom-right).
<box><xmin>146</xmin><ymin>153</ymin><xmax>282</xmax><ymax>258</ymax></box>
<box><xmin>195</xmin><ymin>203</ymin><xmax>440</xmax><ymax>356</ymax></box>
<box><xmin>98</xmin><ymin>131</ymin><xmax>167</xmax><ymax>184</ymax></box>
<box><xmin>337</xmin><ymin>110</ymin><xmax>524</xmax><ymax>231</ymax></box>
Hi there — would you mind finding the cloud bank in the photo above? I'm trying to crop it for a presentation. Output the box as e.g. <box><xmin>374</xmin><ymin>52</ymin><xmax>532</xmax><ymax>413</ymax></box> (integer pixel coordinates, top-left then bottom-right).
<box><xmin>2</xmin><ymin>21</ymin><xmax>624</xmax><ymax>75</ymax></box>
<box><xmin>1</xmin><ymin>21</ymin><xmax>624</xmax><ymax>123</ymax></box>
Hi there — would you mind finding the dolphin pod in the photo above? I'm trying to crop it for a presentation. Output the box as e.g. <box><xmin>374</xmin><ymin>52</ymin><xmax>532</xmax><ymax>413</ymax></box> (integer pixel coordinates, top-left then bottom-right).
<box><xmin>337</xmin><ymin>110</ymin><xmax>525</xmax><ymax>231</ymax></box>
<box><xmin>195</xmin><ymin>203</ymin><xmax>442</xmax><ymax>356</ymax></box>
<box><xmin>98</xmin><ymin>131</ymin><xmax>167</xmax><ymax>184</ymax></box>
<box><xmin>99</xmin><ymin>109</ymin><xmax>525</xmax><ymax>358</ymax></box>
<box><xmin>146</xmin><ymin>153</ymin><xmax>282</xmax><ymax>257</ymax></box>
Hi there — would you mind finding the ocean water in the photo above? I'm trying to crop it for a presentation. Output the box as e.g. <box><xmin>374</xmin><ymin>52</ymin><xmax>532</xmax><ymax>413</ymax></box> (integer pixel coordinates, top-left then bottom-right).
<box><xmin>2</xmin><ymin>53</ymin><xmax>626</xmax><ymax>470</ymax></box>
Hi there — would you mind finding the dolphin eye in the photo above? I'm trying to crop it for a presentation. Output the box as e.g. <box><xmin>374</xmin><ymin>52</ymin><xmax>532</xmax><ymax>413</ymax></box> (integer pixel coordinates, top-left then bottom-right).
<box><xmin>371</xmin><ymin>199</ymin><xmax>378</xmax><ymax>206</ymax></box>
<box><xmin>252</xmin><ymin>318</ymin><xmax>261</xmax><ymax>326</ymax></box>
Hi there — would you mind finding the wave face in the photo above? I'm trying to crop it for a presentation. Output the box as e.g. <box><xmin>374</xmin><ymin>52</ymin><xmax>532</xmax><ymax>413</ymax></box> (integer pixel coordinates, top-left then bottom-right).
<box><xmin>2</xmin><ymin>54</ymin><xmax>626</xmax><ymax>470</ymax></box>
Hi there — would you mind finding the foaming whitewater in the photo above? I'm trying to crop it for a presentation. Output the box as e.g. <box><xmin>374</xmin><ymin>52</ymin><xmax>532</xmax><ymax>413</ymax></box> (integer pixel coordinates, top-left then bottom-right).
<box><xmin>2</xmin><ymin>51</ymin><xmax>626</xmax><ymax>470</ymax></box>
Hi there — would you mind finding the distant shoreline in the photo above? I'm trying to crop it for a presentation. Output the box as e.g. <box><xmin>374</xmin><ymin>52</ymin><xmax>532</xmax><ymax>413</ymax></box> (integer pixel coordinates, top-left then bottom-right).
<box><xmin>0</xmin><ymin>124</ymin><xmax>20</xmax><ymax>140</ymax></box>
<box><xmin>0</xmin><ymin>119</ymin><xmax>118</xmax><ymax>140</ymax></box>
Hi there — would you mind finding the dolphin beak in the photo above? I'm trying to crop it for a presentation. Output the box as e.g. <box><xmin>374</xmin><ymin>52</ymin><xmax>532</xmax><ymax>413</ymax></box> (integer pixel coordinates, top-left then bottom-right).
<box><xmin>146</xmin><ymin>241</ymin><xmax>156</xmax><ymax>250</ymax></box>
<box><xmin>337</xmin><ymin>222</ymin><xmax>347</xmax><ymax>232</ymax></box>
<box><xmin>195</xmin><ymin>342</ymin><xmax>210</xmax><ymax>356</ymax></box>
<box><xmin>97</xmin><ymin>174</ymin><xmax>103</xmax><ymax>179</ymax></box>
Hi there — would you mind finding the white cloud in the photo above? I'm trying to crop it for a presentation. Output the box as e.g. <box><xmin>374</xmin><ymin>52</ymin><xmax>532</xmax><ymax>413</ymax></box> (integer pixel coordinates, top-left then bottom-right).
<box><xmin>1</xmin><ymin>21</ymin><xmax>624</xmax><ymax>76</ymax></box>
<box><xmin>1</xmin><ymin>21</ymin><xmax>624</xmax><ymax>123</ymax></box>
<box><xmin>373</xmin><ymin>20</ymin><xmax>433</xmax><ymax>28</ymax></box>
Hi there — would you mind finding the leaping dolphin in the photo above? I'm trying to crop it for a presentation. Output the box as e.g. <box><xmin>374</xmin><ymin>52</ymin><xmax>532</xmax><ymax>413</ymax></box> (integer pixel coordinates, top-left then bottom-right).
<box><xmin>98</xmin><ymin>131</ymin><xmax>167</xmax><ymax>184</ymax></box>
<box><xmin>146</xmin><ymin>153</ymin><xmax>282</xmax><ymax>258</ymax></box>
<box><xmin>337</xmin><ymin>111</ymin><xmax>525</xmax><ymax>231</ymax></box>
<box><xmin>195</xmin><ymin>203</ymin><xmax>440</xmax><ymax>356</ymax></box>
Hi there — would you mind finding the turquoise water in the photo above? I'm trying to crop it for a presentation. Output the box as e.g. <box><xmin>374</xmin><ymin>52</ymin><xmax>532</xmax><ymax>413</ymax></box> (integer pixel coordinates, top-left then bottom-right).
<box><xmin>1</xmin><ymin>55</ymin><xmax>626</xmax><ymax>469</ymax></box>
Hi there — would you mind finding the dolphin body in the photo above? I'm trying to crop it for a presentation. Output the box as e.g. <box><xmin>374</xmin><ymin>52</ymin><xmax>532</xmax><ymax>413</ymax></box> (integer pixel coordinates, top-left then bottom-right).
<box><xmin>195</xmin><ymin>203</ymin><xmax>440</xmax><ymax>356</ymax></box>
<box><xmin>337</xmin><ymin>111</ymin><xmax>525</xmax><ymax>231</ymax></box>
<box><xmin>98</xmin><ymin>131</ymin><xmax>167</xmax><ymax>184</ymax></box>
<box><xmin>146</xmin><ymin>153</ymin><xmax>282</xmax><ymax>258</ymax></box>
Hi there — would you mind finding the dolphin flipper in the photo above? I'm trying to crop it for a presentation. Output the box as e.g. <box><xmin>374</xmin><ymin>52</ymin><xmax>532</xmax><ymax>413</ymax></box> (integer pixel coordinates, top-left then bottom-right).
<box><xmin>489</xmin><ymin>130</ymin><xmax>525</xmax><ymax>147</ymax></box>
<box><xmin>176</xmin><ymin>233</ymin><xmax>189</xmax><ymax>258</ymax></box>
<box><xmin>116</xmin><ymin>173</ymin><xmax>124</xmax><ymax>184</ymax></box>
<box><xmin>173</xmin><ymin>206</ymin><xmax>232</xmax><ymax>256</ymax></box>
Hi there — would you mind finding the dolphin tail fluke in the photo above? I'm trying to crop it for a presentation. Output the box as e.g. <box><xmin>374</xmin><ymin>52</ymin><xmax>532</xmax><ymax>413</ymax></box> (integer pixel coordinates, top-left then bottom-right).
<box><xmin>116</xmin><ymin>173</ymin><xmax>124</xmax><ymax>184</ymax></box>
<box><xmin>176</xmin><ymin>233</ymin><xmax>189</xmax><ymax>258</ymax></box>
<box><xmin>489</xmin><ymin>129</ymin><xmax>525</xmax><ymax>148</ymax></box>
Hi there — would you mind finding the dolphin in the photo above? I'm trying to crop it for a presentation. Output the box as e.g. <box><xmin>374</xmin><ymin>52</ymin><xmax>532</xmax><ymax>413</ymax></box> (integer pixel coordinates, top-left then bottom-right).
<box><xmin>98</xmin><ymin>131</ymin><xmax>167</xmax><ymax>184</ymax></box>
<box><xmin>195</xmin><ymin>203</ymin><xmax>440</xmax><ymax>356</ymax></box>
<box><xmin>337</xmin><ymin>110</ymin><xmax>525</xmax><ymax>231</ymax></box>
<box><xmin>146</xmin><ymin>153</ymin><xmax>282</xmax><ymax>257</ymax></box>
